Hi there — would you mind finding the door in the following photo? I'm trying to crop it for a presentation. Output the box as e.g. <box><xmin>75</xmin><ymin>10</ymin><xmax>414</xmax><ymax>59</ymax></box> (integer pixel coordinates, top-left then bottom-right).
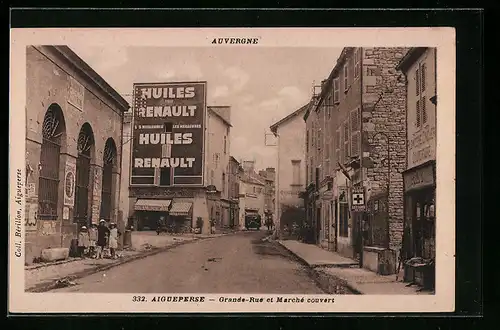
<box><xmin>352</xmin><ymin>213</ymin><xmax>363</xmax><ymax>261</ymax></box>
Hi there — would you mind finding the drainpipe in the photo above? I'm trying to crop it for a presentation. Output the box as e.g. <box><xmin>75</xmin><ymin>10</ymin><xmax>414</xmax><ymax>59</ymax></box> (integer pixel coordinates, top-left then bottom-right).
<box><xmin>118</xmin><ymin>105</ymin><xmax>125</xmax><ymax>242</ymax></box>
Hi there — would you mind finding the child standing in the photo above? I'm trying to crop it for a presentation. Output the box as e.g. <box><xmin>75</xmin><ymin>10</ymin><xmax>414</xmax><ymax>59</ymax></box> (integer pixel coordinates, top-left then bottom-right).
<box><xmin>77</xmin><ymin>226</ymin><xmax>90</xmax><ymax>258</ymax></box>
<box><xmin>96</xmin><ymin>219</ymin><xmax>110</xmax><ymax>259</ymax></box>
<box><xmin>88</xmin><ymin>224</ymin><xmax>98</xmax><ymax>258</ymax></box>
<box><xmin>108</xmin><ymin>223</ymin><xmax>120</xmax><ymax>259</ymax></box>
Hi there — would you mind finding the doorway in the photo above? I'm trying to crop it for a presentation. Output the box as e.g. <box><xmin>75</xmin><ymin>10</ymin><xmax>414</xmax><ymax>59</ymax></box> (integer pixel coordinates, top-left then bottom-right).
<box><xmin>316</xmin><ymin>207</ymin><xmax>321</xmax><ymax>244</ymax></box>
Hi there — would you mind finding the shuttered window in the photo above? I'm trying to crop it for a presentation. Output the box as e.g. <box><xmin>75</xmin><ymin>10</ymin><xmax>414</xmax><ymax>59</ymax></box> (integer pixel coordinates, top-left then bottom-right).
<box><xmin>354</xmin><ymin>48</ymin><xmax>361</xmax><ymax>79</ymax></box>
<box><xmin>350</xmin><ymin>108</ymin><xmax>361</xmax><ymax>157</ymax></box>
<box><xmin>343</xmin><ymin>120</ymin><xmax>350</xmax><ymax>163</ymax></box>
<box><xmin>415</xmin><ymin>61</ymin><xmax>428</xmax><ymax>128</ymax></box>
<box><xmin>335</xmin><ymin>129</ymin><xmax>341</xmax><ymax>168</ymax></box>
<box><xmin>333</xmin><ymin>78</ymin><xmax>340</xmax><ymax>103</ymax></box>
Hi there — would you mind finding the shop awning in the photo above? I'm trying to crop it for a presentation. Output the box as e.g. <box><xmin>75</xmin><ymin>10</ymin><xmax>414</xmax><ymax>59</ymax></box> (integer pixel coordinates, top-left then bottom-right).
<box><xmin>134</xmin><ymin>199</ymin><xmax>171</xmax><ymax>212</ymax></box>
<box><xmin>169</xmin><ymin>201</ymin><xmax>193</xmax><ymax>216</ymax></box>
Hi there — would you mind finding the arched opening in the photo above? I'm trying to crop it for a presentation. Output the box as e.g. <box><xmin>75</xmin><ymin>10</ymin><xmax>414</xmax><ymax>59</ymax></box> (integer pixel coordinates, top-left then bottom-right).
<box><xmin>74</xmin><ymin>123</ymin><xmax>95</xmax><ymax>226</ymax></box>
<box><xmin>38</xmin><ymin>104</ymin><xmax>66</xmax><ymax>220</ymax></box>
<box><xmin>100</xmin><ymin>138</ymin><xmax>117</xmax><ymax>222</ymax></box>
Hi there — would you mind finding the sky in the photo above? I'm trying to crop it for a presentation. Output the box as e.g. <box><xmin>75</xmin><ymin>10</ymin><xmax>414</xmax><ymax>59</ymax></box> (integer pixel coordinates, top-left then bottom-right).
<box><xmin>70</xmin><ymin>46</ymin><xmax>342</xmax><ymax>170</ymax></box>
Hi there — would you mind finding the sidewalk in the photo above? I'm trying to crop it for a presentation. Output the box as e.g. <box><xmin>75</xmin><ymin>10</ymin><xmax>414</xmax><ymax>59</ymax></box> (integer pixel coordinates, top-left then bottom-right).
<box><xmin>278</xmin><ymin>240</ymin><xmax>433</xmax><ymax>295</ymax></box>
<box><xmin>25</xmin><ymin>231</ymin><xmax>232</xmax><ymax>292</ymax></box>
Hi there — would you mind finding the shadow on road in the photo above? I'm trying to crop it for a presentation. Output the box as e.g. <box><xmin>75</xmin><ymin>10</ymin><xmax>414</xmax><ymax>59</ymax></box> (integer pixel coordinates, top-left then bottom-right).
<box><xmin>251</xmin><ymin>238</ymin><xmax>290</xmax><ymax>259</ymax></box>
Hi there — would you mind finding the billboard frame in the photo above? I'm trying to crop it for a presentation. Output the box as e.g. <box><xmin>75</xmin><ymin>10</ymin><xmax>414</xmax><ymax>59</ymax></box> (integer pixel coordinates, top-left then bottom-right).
<box><xmin>129</xmin><ymin>80</ymin><xmax>207</xmax><ymax>188</ymax></box>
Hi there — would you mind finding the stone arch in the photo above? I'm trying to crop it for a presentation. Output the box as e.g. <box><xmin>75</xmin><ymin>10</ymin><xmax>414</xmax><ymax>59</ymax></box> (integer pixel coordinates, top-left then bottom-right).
<box><xmin>100</xmin><ymin>138</ymin><xmax>118</xmax><ymax>222</ymax></box>
<box><xmin>74</xmin><ymin>122</ymin><xmax>96</xmax><ymax>226</ymax></box>
<box><xmin>37</xmin><ymin>103</ymin><xmax>67</xmax><ymax>220</ymax></box>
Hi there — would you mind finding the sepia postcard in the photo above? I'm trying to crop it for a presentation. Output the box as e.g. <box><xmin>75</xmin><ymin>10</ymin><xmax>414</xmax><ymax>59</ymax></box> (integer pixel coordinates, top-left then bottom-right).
<box><xmin>9</xmin><ymin>27</ymin><xmax>456</xmax><ymax>314</ymax></box>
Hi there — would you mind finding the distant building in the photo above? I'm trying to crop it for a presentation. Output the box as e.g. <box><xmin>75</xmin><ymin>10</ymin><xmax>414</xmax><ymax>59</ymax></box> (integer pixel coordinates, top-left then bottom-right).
<box><xmin>226</xmin><ymin>156</ymin><xmax>243</xmax><ymax>228</ymax></box>
<box><xmin>396</xmin><ymin>47</ymin><xmax>437</xmax><ymax>289</ymax></box>
<box><xmin>270</xmin><ymin>103</ymin><xmax>309</xmax><ymax>234</ymax></box>
<box><xmin>25</xmin><ymin>46</ymin><xmax>129</xmax><ymax>264</ymax></box>
<box><xmin>258</xmin><ymin>168</ymin><xmax>276</xmax><ymax>214</ymax></box>
<box><xmin>206</xmin><ymin>106</ymin><xmax>232</xmax><ymax>230</ymax></box>
<box><xmin>238</xmin><ymin>161</ymin><xmax>266</xmax><ymax>229</ymax></box>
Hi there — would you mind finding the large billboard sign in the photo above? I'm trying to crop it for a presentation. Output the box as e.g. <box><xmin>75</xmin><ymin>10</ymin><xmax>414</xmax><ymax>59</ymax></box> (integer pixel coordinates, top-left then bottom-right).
<box><xmin>130</xmin><ymin>81</ymin><xmax>206</xmax><ymax>186</ymax></box>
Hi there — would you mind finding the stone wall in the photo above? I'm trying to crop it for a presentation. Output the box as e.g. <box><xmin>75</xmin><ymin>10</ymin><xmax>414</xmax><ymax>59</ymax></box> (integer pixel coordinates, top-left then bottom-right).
<box><xmin>24</xmin><ymin>46</ymin><xmax>125</xmax><ymax>264</ymax></box>
<box><xmin>361</xmin><ymin>47</ymin><xmax>409</xmax><ymax>251</ymax></box>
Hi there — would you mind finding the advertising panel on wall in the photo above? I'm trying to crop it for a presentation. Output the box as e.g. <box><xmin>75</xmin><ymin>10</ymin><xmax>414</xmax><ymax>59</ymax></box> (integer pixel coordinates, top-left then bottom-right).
<box><xmin>130</xmin><ymin>81</ymin><xmax>207</xmax><ymax>187</ymax></box>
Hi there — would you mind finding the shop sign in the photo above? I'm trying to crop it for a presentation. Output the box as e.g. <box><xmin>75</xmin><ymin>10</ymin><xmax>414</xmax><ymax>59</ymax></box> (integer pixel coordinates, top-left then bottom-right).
<box><xmin>63</xmin><ymin>161</ymin><xmax>76</xmax><ymax>206</ymax></box>
<box><xmin>408</xmin><ymin>125</ymin><xmax>436</xmax><ymax>168</ymax></box>
<box><xmin>404</xmin><ymin>164</ymin><xmax>434</xmax><ymax>192</ymax></box>
<box><xmin>351</xmin><ymin>187</ymin><xmax>366</xmax><ymax>212</ymax></box>
<box><xmin>68</xmin><ymin>76</ymin><xmax>85</xmax><ymax>111</ymax></box>
<box><xmin>130</xmin><ymin>187</ymin><xmax>196</xmax><ymax>198</ymax></box>
<box><xmin>130</xmin><ymin>81</ymin><xmax>207</xmax><ymax>186</ymax></box>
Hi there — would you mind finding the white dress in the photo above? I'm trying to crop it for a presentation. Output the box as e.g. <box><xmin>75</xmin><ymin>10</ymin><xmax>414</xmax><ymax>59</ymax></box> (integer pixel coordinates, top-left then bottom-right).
<box><xmin>108</xmin><ymin>228</ymin><xmax>118</xmax><ymax>249</ymax></box>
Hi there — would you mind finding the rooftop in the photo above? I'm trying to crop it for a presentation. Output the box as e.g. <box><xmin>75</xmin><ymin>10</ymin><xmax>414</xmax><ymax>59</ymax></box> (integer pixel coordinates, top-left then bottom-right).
<box><xmin>45</xmin><ymin>46</ymin><xmax>130</xmax><ymax>112</ymax></box>
<box><xmin>395</xmin><ymin>47</ymin><xmax>428</xmax><ymax>73</ymax></box>
<box><xmin>269</xmin><ymin>102</ymin><xmax>310</xmax><ymax>135</ymax></box>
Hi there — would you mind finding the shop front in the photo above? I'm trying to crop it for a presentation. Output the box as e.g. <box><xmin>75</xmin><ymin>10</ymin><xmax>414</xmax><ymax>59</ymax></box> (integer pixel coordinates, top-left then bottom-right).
<box><xmin>129</xmin><ymin>187</ymin><xmax>212</xmax><ymax>234</ymax></box>
<box><xmin>133</xmin><ymin>199</ymin><xmax>172</xmax><ymax>231</ymax></box>
<box><xmin>229</xmin><ymin>200</ymin><xmax>239</xmax><ymax>229</ymax></box>
<box><xmin>402</xmin><ymin>160</ymin><xmax>436</xmax><ymax>290</ymax></box>
<box><xmin>318</xmin><ymin>177</ymin><xmax>333</xmax><ymax>250</ymax></box>
<box><xmin>168</xmin><ymin>199</ymin><xmax>194</xmax><ymax>233</ymax></box>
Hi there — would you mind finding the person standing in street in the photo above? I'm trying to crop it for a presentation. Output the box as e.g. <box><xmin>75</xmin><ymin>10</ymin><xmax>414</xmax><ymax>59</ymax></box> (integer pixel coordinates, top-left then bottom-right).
<box><xmin>88</xmin><ymin>224</ymin><xmax>98</xmax><ymax>258</ymax></box>
<box><xmin>96</xmin><ymin>219</ymin><xmax>110</xmax><ymax>259</ymax></box>
<box><xmin>77</xmin><ymin>226</ymin><xmax>90</xmax><ymax>258</ymax></box>
<box><xmin>108</xmin><ymin>223</ymin><xmax>120</xmax><ymax>259</ymax></box>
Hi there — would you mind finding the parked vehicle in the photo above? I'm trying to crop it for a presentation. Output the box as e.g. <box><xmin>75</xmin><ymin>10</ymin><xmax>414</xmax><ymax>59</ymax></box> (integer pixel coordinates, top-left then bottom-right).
<box><xmin>245</xmin><ymin>214</ymin><xmax>262</xmax><ymax>230</ymax></box>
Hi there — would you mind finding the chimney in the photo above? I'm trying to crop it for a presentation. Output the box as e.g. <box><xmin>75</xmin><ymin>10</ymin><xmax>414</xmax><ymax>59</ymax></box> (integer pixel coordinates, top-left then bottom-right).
<box><xmin>242</xmin><ymin>160</ymin><xmax>255</xmax><ymax>173</ymax></box>
<box><xmin>265</xmin><ymin>168</ymin><xmax>276</xmax><ymax>182</ymax></box>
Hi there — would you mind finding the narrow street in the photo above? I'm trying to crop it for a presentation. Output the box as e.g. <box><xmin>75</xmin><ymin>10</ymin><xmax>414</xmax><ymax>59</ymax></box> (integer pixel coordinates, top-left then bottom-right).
<box><xmin>49</xmin><ymin>231</ymin><xmax>325</xmax><ymax>294</ymax></box>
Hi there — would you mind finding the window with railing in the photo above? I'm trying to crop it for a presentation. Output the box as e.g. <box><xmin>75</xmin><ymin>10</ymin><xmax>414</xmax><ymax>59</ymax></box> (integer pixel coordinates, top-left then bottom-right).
<box><xmin>38</xmin><ymin>105</ymin><xmax>64</xmax><ymax>220</ymax></box>
<box><xmin>74</xmin><ymin>124</ymin><xmax>94</xmax><ymax>226</ymax></box>
<box><xmin>100</xmin><ymin>138</ymin><xmax>116</xmax><ymax>221</ymax></box>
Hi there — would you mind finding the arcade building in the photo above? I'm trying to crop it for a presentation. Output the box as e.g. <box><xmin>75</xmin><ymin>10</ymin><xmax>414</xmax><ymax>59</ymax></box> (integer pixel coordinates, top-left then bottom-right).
<box><xmin>25</xmin><ymin>46</ymin><xmax>129</xmax><ymax>264</ymax></box>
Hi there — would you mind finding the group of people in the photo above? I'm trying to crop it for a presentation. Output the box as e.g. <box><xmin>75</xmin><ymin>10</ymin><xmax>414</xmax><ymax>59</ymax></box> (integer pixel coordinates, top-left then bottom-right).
<box><xmin>77</xmin><ymin>219</ymin><xmax>121</xmax><ymax>259</ymax></box>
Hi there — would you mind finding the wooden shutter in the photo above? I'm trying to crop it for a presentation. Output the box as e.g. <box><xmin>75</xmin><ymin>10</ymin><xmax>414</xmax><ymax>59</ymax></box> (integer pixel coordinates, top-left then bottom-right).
<box><xmin>333</xmin><ymin>79</ymin><xmax>339</xmax><ymax>103</ymax></box>
<box><xmin>350</xmin><ymin>108</ymin><xmax>361</xmax><ymax>157</ymax></box>
<box><xmin>421</xmin><ymin>63</ymin><xmax>426</xmax><ymax>93</ymax></box>
<box><xmin>416</xmin><ymin>99</ymin><xmax>421</xmax><ymax>128</ymax></box>
<box><xmin>335</xmin><ymin>129</ymin><xmax>341</xmax><ymax>167</ymax></box>
<box><xmin>343</xmin><ymin>120</ymin><xmax>350</xmax><ymax>163</ymax></box>
<box><xmin>422</xmin><ymin>96</ymin><xmax>427</xmax><ymax>124</ymax></box>
<box><xmin>416</xmin><ymin>67</ymin><xmax>420</xmax><ymax>96</ymax></box>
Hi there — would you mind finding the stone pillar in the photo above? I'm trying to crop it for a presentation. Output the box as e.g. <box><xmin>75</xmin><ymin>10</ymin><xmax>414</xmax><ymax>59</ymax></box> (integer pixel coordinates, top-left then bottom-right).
<box><xmin>59</xmin><ymin>154</ymin><xmax>78</xmax><ymax>249</ymax></box>
<box><xmin>111</xmin><ymin>169</ymin><xmax>120</xmax><ymax>224</ymax></box>
<box><xmin>90</xmin><ymin>164</ymin><xmax>102</xmax><ymax>224</ymax></box>
<box><xmin>25</xmin><ymin>139</ymin><xmax>41</xmax><ymax>263</ymax></box>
